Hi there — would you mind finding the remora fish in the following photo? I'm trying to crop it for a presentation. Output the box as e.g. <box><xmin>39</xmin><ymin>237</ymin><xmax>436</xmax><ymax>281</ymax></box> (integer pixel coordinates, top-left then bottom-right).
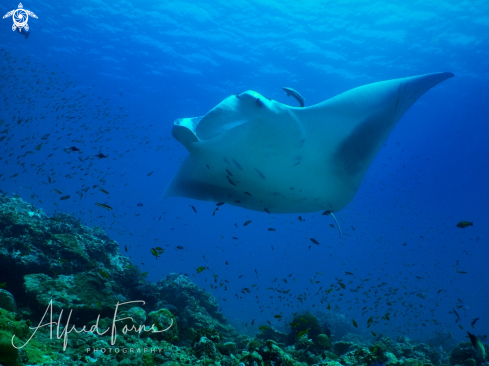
<box><xmin>282</xmin><ymin>87</ymin><xmax>305</xmax><ymax>107</ymax></box>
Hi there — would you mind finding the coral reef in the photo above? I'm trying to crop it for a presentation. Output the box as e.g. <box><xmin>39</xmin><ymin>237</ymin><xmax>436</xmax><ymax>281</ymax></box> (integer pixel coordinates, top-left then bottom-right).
<box><xmin>0</xmin><ymin>194</ymin><xmax>478</xmax><ymax>366</ymax></box>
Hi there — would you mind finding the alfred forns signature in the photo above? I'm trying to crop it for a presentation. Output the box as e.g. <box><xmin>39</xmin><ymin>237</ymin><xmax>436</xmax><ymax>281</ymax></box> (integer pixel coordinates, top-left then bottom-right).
<box><xmin>11</xmin><ymin>300</ymin><xmax>172</xmax><ymax>350</ymax></box>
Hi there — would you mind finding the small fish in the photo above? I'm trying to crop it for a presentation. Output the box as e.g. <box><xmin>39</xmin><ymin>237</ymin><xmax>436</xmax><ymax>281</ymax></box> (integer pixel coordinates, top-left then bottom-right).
<box><xmin>60</xmin><ymin>195</ymin><xmax>70</xmax><ymax>200</ymax></box>
<box><xmin>124</xmin><ymin>245</ymin><xmax>128</xmax><ymax>252</ymax></box>
<box><xmin>53</xmin><ymin>189</ymin><xmax>63</xmax><ymax>194</ymax></box>
<box><xmin>0</xmin><ymin>282</ymin><xmax>6</xmax><ymax>289</ymax></box>
<box><xmin>339</xmin><ymin>282</ymin><xmax>346</xmax><ymax>289</ymax></box>
<box><xmin>456</xmin><ymin>221</ymin><xmax>473</xmax><ymax>228</ymax></box>
<box><xmin>274</xmin><ymin>315</ymin><xmax>283</xmax><ymax>319</ymax></box>
<box><xmin>264</xmin><ymin>208</ymin><xmax>270</xmax><ymax>214</ymax></box>
<box><xmin>471</xmin><ymin>318</ymin><xmax>479</xmax><ymax>328</ymax></box>
<box><xmin>35</xmin><ymin>142</ymin><xmax>42</xmax><ymax>151</ymax></box>
<box><xmin>93</xmin><ymin>153</ymin><xmax>108</xmax><ymax>159</ymax></box>
<box><xmin>151</xmin><ymin>248</ymin><xmax>163</xmax><ymax>259</ymax></box>
<box><xmin>232</xmin><ymin>158</ymin><xmax>243</xmax><ymax>170</ymax></box>
<box><xmin>95</xmin><ymin>202</ymin><xmax>113</xmax><ymax>210</ymax></box>
<box><xmin>283</xmin><ymin>87</ymin><xmax>305</xmax><ymax>107</ymax></box>
<box><xmin>244</xmin><ymin>192</ymin><xmax>252</xmax><ymax>196</ymax></box>
<box><xmin>451</xmin><ymin>308</ymin><xmax>460</xmax><ymax>323</ymax></box>
<box><xmin>352</xmin><ymin>319</ymin><xmax>358</xmax><ymax>328</ymax></box>
<box><xmin>98</xmin><ymin>270</ymin><xmax>110</xmax><ymax>279</ymax></box>
<box><xmin>213</xmin><ymin>208</ymin><xmax>219</xmax><ymax>216</ymax></box>
<box><xmin>176</xmin><ymin>246</ymin><xmax>184</xmax><ymax>250</ymax></box>
<box><xmin>66</xmin><ymin>146</ymin><xmax>81</xmax><ymax>152</ymax></box>
<box><xmin>322</xmin><ymin>210</ymin><xmax>332</xmax><ymax>215</ymax></box>
<box><xmin>216</xmin><ymin>202</ymin><xmax>225</xmax><ymax>206</ymax></box>
<box><xmin>371</xmin><ymin>331</ymin><xmax>377</xmax><ymax>337</ymax></box>
<box><xmin>136</xmin><ymin>203</ymin><xmax>143</xmax><ymax>207</ymax></box>
<box><xmin>296</xmin><ymin>329</ymin><xmax>309</xmax><ymax>338</ymax></box>
<box><xmin>190</xmin><ymin>205</ymin><xmax>197</xmax><ymax>213</ymax></box>
<box><xmin>310</xmin><ymin>238</ymin><xmax>319</xmax><ymax>245</ymax></box>
<box><xmin>268</xmin><ymin>228</ymin><xmax>276</xmax><ymax>231</ymax></box>
<box><xmin>259</xmin><ymin>325</ymin><xmax>271</xmax><ymax>332</ymax></box>
<box><xmin>290</xmin><ymin>321</ymin><xmax>300</xmax><ymax>327</ymax></box>
<box><xmin>452</xmin><ymin>266</ymin><xmax>467</xmax><ymax>274</ymax></box>
<box><xmin>99</xmin><ymin>188</ymin><xmax>109</xmax><ymax>194</ymax></box>
<box><xmin>243</xmin><ymin>220</ymin><xmax>252</xmax><ymax>226</ymax></box>
<box><xmin>467</xmin><ymin>331</ymin><xmax>486</xmax><ymax>360</ymax></box>
<box><xmin>254</xmin><ymin>168</ymin><xmax>265</xmax><ymax>179</ymax></box>
<box><xmin>196</xmin><ymin>266</ymin><xmax>207</xmax><ymax>274</ymax></box>
<box><xmin>147</xmin><ymin>171</ymin><xmax>154</xmax><ymax>176</ymax></box>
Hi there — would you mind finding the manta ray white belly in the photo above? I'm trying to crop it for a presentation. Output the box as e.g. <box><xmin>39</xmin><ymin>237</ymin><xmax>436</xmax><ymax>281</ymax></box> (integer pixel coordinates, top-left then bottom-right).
<box><xmin>163</xmin><ymin>72</ymin><xmax>453</xmax><ymax>214</ymax></box>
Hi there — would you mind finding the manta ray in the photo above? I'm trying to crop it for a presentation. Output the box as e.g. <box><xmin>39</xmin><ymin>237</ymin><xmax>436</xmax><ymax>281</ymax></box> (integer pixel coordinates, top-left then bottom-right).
<box><xmin>163</xmin><ymin>72</ymin><xmax>453</xmax><ymax>222</ymax></box>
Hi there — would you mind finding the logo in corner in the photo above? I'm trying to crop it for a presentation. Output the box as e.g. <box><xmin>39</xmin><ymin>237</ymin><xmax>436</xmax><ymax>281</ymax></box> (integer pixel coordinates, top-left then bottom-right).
<box><xmin>3</xmin><ymin>3</ymin><xmax>38</xmax><ymax>32</ymax></box>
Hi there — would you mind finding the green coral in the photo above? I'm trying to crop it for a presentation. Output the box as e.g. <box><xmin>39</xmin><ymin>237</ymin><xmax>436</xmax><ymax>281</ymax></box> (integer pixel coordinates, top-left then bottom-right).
<box><xmin>188</xmin><ymin>327</ymin><xmax>223</xmax><ymax>344</ymax></box>
<box><xmin>52</xmin><ymin>233</ymin><xmax>90</xmax><ymax>263</ymax></box>
<box><xmin>0</xmin><ymin>336</ymin><xmax>20</xmax><ymax>366</ymax></box>
<box><xmin>334</xmin><ymin>341</ymin><xmax>354</xmax><ymax>356</ymax></box>
<box><xmin>399</xmin><ymin>358</ymin><xmax>431</xmax><ymax>366</ymax></box>
<box><xmin>0</xmin><ymin>308</ymin><xmax>56</xmax><ymax>366</ymax></box>
<box><xmin>247</xmin><ymin>338</ymin><xmax>263</xmax><ymax>352</ymax></box>
<box><xmin>316</xmin><ymin>333</ymin><xmax>331</xmax><ymax>350</ymax></box>
<box><xmin>287</xmin><ymin>313</ymin><xmax>322</xmax><ymax>345</ymax></box>
<box><xmin>147</xmin><ymin>308</ymin><xmax>179</xmax><ymax>342</ymax></box>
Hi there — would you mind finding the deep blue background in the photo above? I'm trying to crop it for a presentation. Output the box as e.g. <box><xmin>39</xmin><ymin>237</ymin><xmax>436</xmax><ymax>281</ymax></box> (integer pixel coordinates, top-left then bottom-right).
<box><xmin>1</xmin><ymin>0</ymin><xmax>488</xmax><ymax>343</ymax></box>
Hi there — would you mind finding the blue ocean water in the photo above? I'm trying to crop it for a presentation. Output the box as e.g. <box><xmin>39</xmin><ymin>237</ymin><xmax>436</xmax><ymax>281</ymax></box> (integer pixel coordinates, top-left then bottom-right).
<box><xmin>1</xmin><ymin>0</ymin><xmax>487</xmax><ymax>345</ymax></box>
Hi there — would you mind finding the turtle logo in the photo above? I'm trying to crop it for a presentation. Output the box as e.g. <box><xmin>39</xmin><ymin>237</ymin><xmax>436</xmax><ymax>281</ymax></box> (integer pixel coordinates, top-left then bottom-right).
<box><xmin>3</xmin><ymin>3</ymin><xmax>38</xmax><ymax>32</ymax></box>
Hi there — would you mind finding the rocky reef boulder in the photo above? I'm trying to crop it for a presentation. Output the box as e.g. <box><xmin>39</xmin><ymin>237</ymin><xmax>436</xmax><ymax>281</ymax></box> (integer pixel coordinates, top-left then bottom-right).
<box><xmin>286</xmin><ymin>312</ymin><xmax>322</xmax><ymax>345</ymax></box>
<box><xmin>0</xmin><ymin>289</ymin><xmax>16</xmax><ymax>313</ymax></box>
<box><xmin>157</xmin><ymin>273</ymin><xmax>238</xmax><ymax>340</ymax></box>
<box><xmin>23</xmin><ymin>272</ymin><xmax>127</xmax><ymax>323</ymax></box>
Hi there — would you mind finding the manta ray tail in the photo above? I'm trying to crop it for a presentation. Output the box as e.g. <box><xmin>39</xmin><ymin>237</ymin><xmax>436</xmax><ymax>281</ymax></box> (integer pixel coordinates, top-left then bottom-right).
<box><xmin>330</xmin><ymin>212</ymin><xmax>342</xmax><ymax>238</ymax></box>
